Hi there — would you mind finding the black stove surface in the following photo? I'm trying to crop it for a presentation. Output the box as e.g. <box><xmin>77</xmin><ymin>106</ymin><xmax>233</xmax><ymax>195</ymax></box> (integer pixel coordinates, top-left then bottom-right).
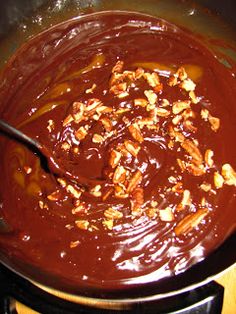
<box><xmin>0</xmin><ymin>264</ymin><xmax>224</xmax><ymax>314</ymax></box>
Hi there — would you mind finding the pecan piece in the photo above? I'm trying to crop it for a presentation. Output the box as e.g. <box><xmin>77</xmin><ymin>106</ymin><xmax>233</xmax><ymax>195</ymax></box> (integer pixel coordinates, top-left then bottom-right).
<box><xmin>72</xmin><ymin>101</ymin><xmax>85</xmax><ymax>123</ymax></box>
<box><xmin>221</xmin><ymin>164</ymin><xmax>236</xmax><ymax>186</ymax></box>
<box><xmin>181</xmin><ymin>139</ymin><xmax>203</xmax><ymax>166</ymax></box>
<box><xmin>159</xmin><ymin>207</ymin><xmax>174</xmax><ymax>222</ymax></box>
<box><xmin>104</xmin><ymin>207</ymin><xmax>123</xmax><ymax>220</ymax></box>
<box><xmin>113</xmin><ymin>166</ymin><xmax>127</xmax><ymax>184</ymax></box>
<box><xmin>156</xmin><ymin>108</ymin><xmax>170</xmax><ymax>117</ymax></box>
<box><xmin>209</xmin><ymin>115</ymin><xmax>220</xmax><ymax>132</ymax></box>
<box><xmin>112</xmin><ymin>60</ymin><xmax>124</xmax><ymax>73</ymax></box>
<box><xmin>214</xmin><ymin>171</ymin><xmax>224</xmax><ymax>189</ymax></box>
<box><xmin>134</xmin><ymin>98</ymin><xmax>148</xmax><ymax>107</ymax></box>
<box><xmin>124</xmin><ymin>140</ymin><xmax>141</xmax><ymax>157</ymax></box>
<box><xmin>100</xmin><ymin>117</ymin><xmax>113</xmax><ymax>132</ymax></box>
<box><xmin>109</xmin><ymin>150</ymin><xmax>122</xmax><ymax>168</ymax></box>
<box><xmin>127</xmin><ymin>170</ymin><xmax>142</xmax><ymax>193</ymax></box>
<box><xmin>130</xmin><ymin>187</ymin><xmax>144</xmax><ymax>217</ymax></box>
<box><xmin>90</xmin><ymin>185</ymin><xmax>102</xmax><ymax>197</ymax></box>
<box><xmin>144</xmin><ymin>90</ymin><xmax>158</xmax><ymax>105</ymax></box>
<box><xmin>63</xmin><ymin>114</ymin><xmax>74</xmax><ymax>127</ymax></box>
<box><xmin>176</xmin><ymin>189</ymin><xmax>191</xmax><ymax>212</ymax></box>
<box><xmin>128</xmin><ymin>123</ymin><xmax>144</xmax><ymax>143</ymax></box>
<box><xmin>75</xmin><ymin>125</ymin><xmax>88</xmax><ymax>141</ymax></box>
<box><xmin>172</xmin><ymin>100</ymin><xmax>191</xmax><ymax>115</ymax></box>
<box><xmin>144</xmin><ymin>72</ymin><xmax>160</xmax><ymax>88</ymax></box>
<box><xmin>47</xmin><ymin>190</ymin><xmax>61</xmax><ymax>201</ymax></box>
<box><xmin>187</xmin><ymin>163</ymin><xmax>205</xmax><ymax>176</ymax></box>
<box><xmin>179</xmin><ymin>78</ymin><xmax>196</xmax><ymax>91</ymax></box>
<box><xmin>75</xmin><ymin>220</ymin><xmax>89</xmax><ymax>230</ymax></box>
<box><xmin>174</xmin><ymin>208</ymin><xmax>209</xmax><ymax>236</ymax></box>
<box><xmin>92</xmin><ymin>134</ymin><xmax>104</xmax><ymax>143</ymax></box>
<box><xmin>204</xmin><ymin>149</ymin><xmax>214</xmax><ymax>168</ymax></box>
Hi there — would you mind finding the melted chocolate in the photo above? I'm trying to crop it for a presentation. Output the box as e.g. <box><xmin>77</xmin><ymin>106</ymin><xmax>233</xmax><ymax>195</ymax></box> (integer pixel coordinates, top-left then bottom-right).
<box><xmin>0</xmin><ymin>12</ymin><xmax>236</xmax><ymax>291</ymax></box>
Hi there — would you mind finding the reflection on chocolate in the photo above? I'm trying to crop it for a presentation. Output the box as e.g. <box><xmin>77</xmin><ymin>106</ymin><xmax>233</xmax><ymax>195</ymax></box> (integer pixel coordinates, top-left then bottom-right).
<box><xmin>0</xmin><ymin>12</ymin><xmax>236</xmax><ymax>290</ymax></box>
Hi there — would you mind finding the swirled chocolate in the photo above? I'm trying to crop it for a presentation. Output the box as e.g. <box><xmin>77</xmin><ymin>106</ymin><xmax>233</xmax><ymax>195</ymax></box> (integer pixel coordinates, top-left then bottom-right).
<box><xmin>0</xmin><ymin>11</ymin><xmax>236</xmax><ymax>290</ymax></box>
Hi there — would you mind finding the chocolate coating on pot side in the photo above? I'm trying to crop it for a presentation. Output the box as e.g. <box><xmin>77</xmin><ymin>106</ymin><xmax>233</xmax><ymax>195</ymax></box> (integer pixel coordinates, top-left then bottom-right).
<box><xmin>0</xmin><ymin>12</ymin><xmax>235</xmax><ymax>290</ymax></box>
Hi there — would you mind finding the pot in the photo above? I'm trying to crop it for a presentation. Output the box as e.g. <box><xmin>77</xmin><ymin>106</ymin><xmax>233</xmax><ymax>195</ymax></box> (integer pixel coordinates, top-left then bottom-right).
<box><xmin>0</xmin><ymin>0</ymin><xmax>235</xmax><ymax>310</ymax></box>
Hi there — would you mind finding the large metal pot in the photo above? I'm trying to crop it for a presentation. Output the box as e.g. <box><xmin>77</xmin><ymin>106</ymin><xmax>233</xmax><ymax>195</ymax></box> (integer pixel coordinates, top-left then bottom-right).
<box><xmin>0</xmin><ymin>0</ymin><xmax>235</xmax><ymax>311</ymax></box>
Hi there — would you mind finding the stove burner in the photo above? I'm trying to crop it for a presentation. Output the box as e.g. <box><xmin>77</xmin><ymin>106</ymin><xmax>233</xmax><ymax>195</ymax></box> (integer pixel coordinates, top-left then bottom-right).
<box><xmin>0</xmin><ymin>264</ymin><xmax>223</xmax><ymax>314</ymax></box>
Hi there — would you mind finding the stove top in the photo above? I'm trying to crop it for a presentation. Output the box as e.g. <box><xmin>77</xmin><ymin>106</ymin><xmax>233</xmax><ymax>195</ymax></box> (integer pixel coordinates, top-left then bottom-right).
<box><xmin>0</xmin><ymin>263</ymin><xmax>224</xmax><ymax>314</ymax></box>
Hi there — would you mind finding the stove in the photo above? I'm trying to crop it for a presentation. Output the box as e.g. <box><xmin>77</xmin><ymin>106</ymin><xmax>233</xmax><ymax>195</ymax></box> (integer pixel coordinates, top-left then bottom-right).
<box><xmin>0</xmin><ymin>264</ymin><xmax>224</xmax><ymax>314</ymax></box>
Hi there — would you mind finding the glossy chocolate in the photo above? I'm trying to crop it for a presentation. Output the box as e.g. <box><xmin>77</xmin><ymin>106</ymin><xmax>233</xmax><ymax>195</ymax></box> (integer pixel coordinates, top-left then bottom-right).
<box><xmin>0</xmin><ymin>12</ymin><xmax>236</xmax><ymax>290</ymax></box>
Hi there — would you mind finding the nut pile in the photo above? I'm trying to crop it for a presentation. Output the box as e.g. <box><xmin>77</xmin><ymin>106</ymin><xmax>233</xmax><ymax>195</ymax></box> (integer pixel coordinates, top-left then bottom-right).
<box><xmin>36</xmin><ymin>60</ymin><xmax>236</xmax><ymax>245</ymax></box>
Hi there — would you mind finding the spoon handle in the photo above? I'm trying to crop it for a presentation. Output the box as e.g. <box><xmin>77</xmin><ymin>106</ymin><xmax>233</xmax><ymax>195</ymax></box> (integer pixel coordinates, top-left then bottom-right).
<box><xmin>0</xmin><ymin>119</ymin><xmax>42</xmax><ymax>150</ymax></box>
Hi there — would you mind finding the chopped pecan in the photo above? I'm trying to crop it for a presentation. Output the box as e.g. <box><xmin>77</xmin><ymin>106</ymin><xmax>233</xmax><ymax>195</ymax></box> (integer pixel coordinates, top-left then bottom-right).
<box><xmin>102</xmin><ymin>187</ymin><xmax>113</xmax><ymax>201</ymax></box>
<box><xmin>127</xmin><ymin>170</ymin><xmax>142</xmax><ymax>193</ymax></box>
<box><xmin>113</xmin><ymin>166</ymin><xmax>127</xmax><ymax>184</ymax></box>
<box><xmin>174</xmin><ymin>208</ymin><xmax>209</xmax><ymax>236</ymax></box>
<box><xmin>214</xmin><ymin>171</ymin><xmax>224</xmax><ymax>189</ymax></box>
<box><xmin>92</xmin><ymin>133</ymin><xmax>104</xmax><ymax>143</ymax></box>
<box><xmin>102</xmin><ymin>219</ymin><xmax>113</xmax><ymax>230</ymax></box>
<box><xmin>63</xmin><ymin>114</ymin><xmax>74</xmax><ymax>127</ymax></box>
<box><xmin>172</xmin><ymin>115</ymin><xmax>182</xmax><ymax>125</ymax></box>
<box><xmin>182</xmin><ymin>108</ymin><xmax>196</xmax><ymax>120</ymax></box>
<box><xmin>72</xmin><ymin>101</ymin><xmax>85</xmax><ymax>123</ymax></box>
<box><xmin>124</xmin><ymin>140</ymin><xmax>141</xmax><ymax>157</ymax></box>
<box><xmin>114</xmin><ymin>184</ymin><xmax>129</xmax><ymax>199</ymax></box>
<box><xmin>186</xmin><ymin>163</ymin><xmax>205</xmax><ymax>176</ymax></box>
<box><xmin>156</xmin><ymin>107</ymin><xmax>170</xmax><ymax>117</ymax></box>
<box><xmin>144</xmin><ymin>90</ymin><xmax>158</xmax><ymax>105</ymax></box>
<box><xmin>70</xmin><ymin>240</ymin><xmax>80</xmax><ymax>248</ymax></box>
<box><xmin>179</xmin><ymin>78</ymin><xmax>196</xmax><ymax>91</ymax></box>
<box><xmin>135</xmin><ymin>67</ymin><xmax>145</xmax><ymax>79</ymax></box>
<box><xmin>47</xmin><ymin>119</ymin><xmax>55</xmax><ymax>133</ymax></box>
<box><xmin>72</xmin><ymin>202</ymin><xmax>87</xmax><ymax>215</ymax></box>
<box><xmin>146</xmin><ymin>207</ymin><xmax>159</xmax><ymax>219</ymax></box>
<box><xmin>176</xmin><ymin>189</ymin><xmax>191</xmax><ymax>211</ymax></box>
<box><xmin>75</xmin><ymin>125</ymin><xmax>88</xmax><ymax>141</ymax></box>
<box><xmin>200</xmin><ymin>182</ymin><xmax>212</xmax><ymax>192</ymax></box>
<box><xmin>177</xmin><ymin>159</ymin><xmax>187</xmax><ymax>172</ymax></box>
<box><xmin>75</xmin><ymin>220</ymin><xmax>89</xmax><ymax>230</ymax></box>
<box><xmin>57</xmin><ymin>178</ymin><xmax>67</xmax><ymax>188</ymax></box>
<box><xmin>144</xmin><ymin>72</ymin><xmax>160</xmax><ymax>88</ymax></box>
<box><xmin>189</xmin><ymin>91</ymin><xmax>199</xmax><ymax>104</ymax></box>
<box><xmin>221</xmin><ymin>164</ymin><xmax>236</xmax><ymax>186</ymax></box>
<box><xmin>47</xmin><ymin>190</ymin><xmax>61</xmax><ymax>201</ymax></box>
<box><xmin>181</xmin><ymin>139</ymin><xmax>203</xmax><ymax>166</ymax></box>
<box><xmin>134</xmin><ymin>98</ymin><xmax>148</xmax><ymax>107</ymax></box>
<box><xmin>183</xmin><ymin>120</ymin><xmax>197</xmax><ymax>133</ymax></box>
<box><xmin>85</xmin><ymin>83</ymin><xmax>97</xmax><ymax>94</ymax></box>
<box><xmin>109</xmin><ymin>150</ymin><xmax>122</xmax><ymax>168</ymax></box>
<box><xmin>100</xmin><ymin>117</ymin><xmax>113</xmax><ymax>132</ymax></box>
<box><xmin>201</xmin><ymin>108</ymin><xmax>210</xmax><ymax>121</ymax></box>
<box><xmin>112</xmin><ymin>60</ymin><xmax>124</xmax><ymax>73</ymax></box>
<box><xmin>130</xmin><ymin>187</ymin><xmax>144</xmax><ymax>217</ymax></box>
<box><xmin>204</xmin><ymin>149</ymin><xmax>214</xmax><ymax>168</ymax></box>
<box><xmin>90</xmin><ymin>185</ymin><xmax>102</xmax><ymax>197</ymax></box>
<box><xmin>168</xmin><ymin>74</ymin><xmax>178</xmax><ymax>87</ymax></box>
<box><xmin>168</xmin><ymin>126</ymin><xmax>185</xmax><ymax>143</ymax></box>
<box><xmin>66</xmin><ymin>185</ymin><xmax>82</xmax><ymax>199</ymax></box>
<box><xmin>172</xmin><ymin>182</ymin><xmax>184</xmax><ymax>194</ymax></box>
<box><xmin>176</xmin><ymin>67</ymin><xmax>188</xmax><ymax>81</ymax></box>
<box><xmin>61</xmin><ymin>142</ymin><xmax>71</xmax><ymax>151</ymax></box>
<box><xmin>159</xmin><ymin>207</ymin><xmax>174</xmax><ymax>222</ymax></box>
<box><xmin>209</xmin><ymin>115</ymin><xmax>220</xmax><ymax>132</ymax></box>
<box><xmin>86</xmin><ymin>98</ymin><xmax>103</xmax><ymax>113</ymax></box>
<box><xmin>160</xmin><ymin>98</ymin><xmax>170</xmax><ymax>107</ymax></box>
<box><xmin>104</xmin><ymin>207</ymin><xmax>123</xmax><ymax>220</ymax></box>
<box><xmin>128</xmin><ymin>123</ymin><xmax>144</xmax><ymax>143</ymax></box>
<box><xmin>172</xmin><ymin>100</ymin><xmax>191</xmax><ymax>115</ymax></box>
